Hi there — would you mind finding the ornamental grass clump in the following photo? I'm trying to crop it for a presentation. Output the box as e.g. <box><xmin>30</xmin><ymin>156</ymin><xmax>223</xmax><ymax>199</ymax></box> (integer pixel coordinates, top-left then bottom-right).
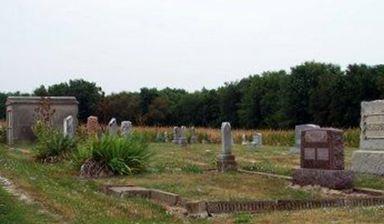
<box><xmin>33</xmin><ymin>120</ymin><xmax>76</xmax><ymax>162</ymax></box>
<box><xmin>81</xmin><ymin>134</ymin><xmax>151</xmax><ymax>177</ymax></box>
<box><xmin>31</xmin><ymin>97</ymin><xmax>76</xmax><ymax>162</ymax></box>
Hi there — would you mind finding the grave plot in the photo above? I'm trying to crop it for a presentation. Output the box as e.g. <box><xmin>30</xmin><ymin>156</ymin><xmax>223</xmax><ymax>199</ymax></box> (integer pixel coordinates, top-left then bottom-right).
<box><xmin>3</xmin><ymin>140</ymin><xmax>384</xmax><ymax>223</ymax></box>
<box><xmin>100</xmin><ymin>172</ymin><xmax>328</xmax><ymax>202</ymax></box>
<box><xmin>100</xmin><ymin>150</ymin><xmax>384</xmax><ymax>216</ymax></box>
<box><xmin>100</xmin><ymin>154</ymin><xmax>384</xmax><ymax>217</ymax></box>
<box><xmin>98</xmin><ymin>123</ymin><xmax>384</xmax><ymax>217</ymax></box>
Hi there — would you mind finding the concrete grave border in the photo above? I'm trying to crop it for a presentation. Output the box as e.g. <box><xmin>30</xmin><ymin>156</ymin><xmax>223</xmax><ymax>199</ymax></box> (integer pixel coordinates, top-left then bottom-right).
<box><xmin>102</xmin><ymin>184</ymin><xmax>384</xmax><ymax>217</ymax></box>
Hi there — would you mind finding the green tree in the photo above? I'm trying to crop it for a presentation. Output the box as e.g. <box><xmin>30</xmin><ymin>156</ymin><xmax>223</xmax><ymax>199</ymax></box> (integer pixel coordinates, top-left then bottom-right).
<box><xmin>144</xmin><ymin>96</ymin><xmax>170</xmax><ymax>125</ymax></box>
<box><xmin>283</xmin><ymin>62</ymin><xmax>342</xmax><ymax>127</ymax></box>
<box><xmin>238</xmin><ymin>71</ymin><xmax>288</xmax><ymax>129</ymax></box>
<box><xmin>329</xmin><ymin>64</ymin><xmax>382</xmax><ymax>127</ymax></box>
<box><xmin>217</xmin><ymin>83</ymin><xmax>243</xmax><ymax>127</ymax></box>
<box><xmin>34</xmin><ymin>79</ymin><xmax>104</xmax><ymax>121</ymax></box>
<box><xmin>97</xmin><ymin>92</ymin><xmax>141</xmax><ymax>124</ymax></box>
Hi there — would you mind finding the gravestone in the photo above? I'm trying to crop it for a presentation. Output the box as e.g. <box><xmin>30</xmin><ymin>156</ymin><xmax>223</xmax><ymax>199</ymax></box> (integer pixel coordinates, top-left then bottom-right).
<box><xmin>249</xmin><ymin>132</ymin><xmax>262</xmax><ymax>148</ymax></box>
<box><xmin>190</xmin><ymin>127</ymin><xmax>198</xmax><ymax>144</ymax></box>
<box><xmin>108</xmin><ymin>118</ymin><xmax>119</xmax><ymax>135</ymax></box>
<box><xmin>155</xmin><ymin>132</ymin><xmax>164</xmax><ymax>142</ymax></box>
<box><xmin>86</xmin><ymin>116</ymin><xmax>100</xmax><ymax>135</ymax></box>
<box><xmin>352</xmin><ymin>100</ymin><xmax>384</xmax><ymax>175</ymax></box>
<box><xmin>63</xmin><ymin>115</ymin><xmax>75</xmax><ymax>138</ymax></box>
<box><xmin>172</xmin><ymin>127</ymin><xmax>180</xmax><ymax>144</ymax></box>
<box><xmin>120</xmin><ymin>121</ymin><xmax>133</xmax><ymax>136</ymax></box>
<box><xmin>178</xmin><ymin>126</ymin><xmax>187</xmax><ymax>146</ymax></box>
<box><xmin>155</xmin><ymin>132</ymin><xmax>161</xmax><ymax>142</ymax></box>
<box><xmin>217</xmin><ymin>122</ymin><xmax>237</xmax><ymax>172</ymax></box>
<box><xmin>164</xmin><ymin>131</ymin><xmax>169</xmax><ymax>143</ymax></box>
<box><xmin>289</xmin><ymin>124</ymin><xmax>320</xmax><ymax>154</ymax></box>
<box><xmin>292</xmin><ymin>128</ymin><xmax>353</xmax><ymax>189</ymax></box>
<box><xmin>241</xmin><ymin>134</ymin><xmax>248</xmax><ymax>145</ymax></box>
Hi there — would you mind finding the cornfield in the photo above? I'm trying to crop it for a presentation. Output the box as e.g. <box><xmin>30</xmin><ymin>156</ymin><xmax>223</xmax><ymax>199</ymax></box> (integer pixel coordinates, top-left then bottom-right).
<box><xmin>133</xmin><ymin>126</ymin><xmax>360</xmax><ymax>147</ymax></box>
<box><xmin>1</xmin><ymin>119</ymin><xmax>361</xmax><ymax>147</ymax></box>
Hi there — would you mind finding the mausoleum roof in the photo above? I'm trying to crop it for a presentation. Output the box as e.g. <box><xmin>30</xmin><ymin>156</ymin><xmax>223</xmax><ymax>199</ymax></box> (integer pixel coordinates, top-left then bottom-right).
<box><xmin>6</xmin><ymin>96</ymin><xmax>79</xmax><ymax>105</ymax></box>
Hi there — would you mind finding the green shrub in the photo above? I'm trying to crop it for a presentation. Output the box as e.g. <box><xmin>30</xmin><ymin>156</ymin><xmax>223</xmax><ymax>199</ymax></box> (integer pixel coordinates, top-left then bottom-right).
<box><xmin>32</xmin><ymin>120</ymin><xmax>76</xmax><ymax>162</ymax></box>
<box><xmin>89</xmin><ymin>134</ymin><xmax>151</xmax><ymax>175</ymax></box>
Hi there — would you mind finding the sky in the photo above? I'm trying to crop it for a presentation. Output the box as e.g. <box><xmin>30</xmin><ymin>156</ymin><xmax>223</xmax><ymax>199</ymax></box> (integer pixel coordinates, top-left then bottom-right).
<box><xmin>0</xmin><ymin>0</ymin><xmax>383</xmax><ymax>94</ymax></box>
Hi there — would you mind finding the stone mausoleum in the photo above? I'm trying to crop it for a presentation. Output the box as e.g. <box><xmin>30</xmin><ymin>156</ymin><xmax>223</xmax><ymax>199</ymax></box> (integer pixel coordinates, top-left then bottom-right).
<box><xmin>6</xmin><ymin>96</ymin><xmax>78</xmax><ymax>144</ymax></box>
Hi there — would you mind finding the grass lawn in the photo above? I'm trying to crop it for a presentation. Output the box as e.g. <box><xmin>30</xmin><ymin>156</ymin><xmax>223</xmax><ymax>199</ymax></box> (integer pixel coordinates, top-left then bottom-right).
<box><xmin>1</xmin><ymin>143</ymin><xmax>384</xmax><ymax>223</ymax></box>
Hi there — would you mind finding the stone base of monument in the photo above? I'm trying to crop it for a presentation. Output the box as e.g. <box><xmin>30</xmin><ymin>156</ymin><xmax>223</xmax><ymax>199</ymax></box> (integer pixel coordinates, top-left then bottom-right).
<box><xmin>352</xmin><ymin>150</ymin><xmax>384</xmax><ymax>175</ymax></box>
<box><xmin>292</xmin><ymin>168</ymin><xmax>353</xmax><ymax>190</ymax></box>
<box><xmin>289</xmin><ymin>147</ymin><xmax>300</xmax><ymax>154</ymax></box>
<box><xmin>178</xmin><ymin>138</ymin><xmax>187</xmax><ymax>146</ymax></box>
<box><xmin>217</xmin><ymin>155</ymin><xmax>237</xmax><ymax>172</ymax></box>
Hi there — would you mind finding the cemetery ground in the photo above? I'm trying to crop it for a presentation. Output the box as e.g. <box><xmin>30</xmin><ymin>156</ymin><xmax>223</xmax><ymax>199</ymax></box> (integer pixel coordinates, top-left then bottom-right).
<box><xmin>2</xmin><ymin>143</ymin><xmax>384</xmax><ymax>223</ymax></box>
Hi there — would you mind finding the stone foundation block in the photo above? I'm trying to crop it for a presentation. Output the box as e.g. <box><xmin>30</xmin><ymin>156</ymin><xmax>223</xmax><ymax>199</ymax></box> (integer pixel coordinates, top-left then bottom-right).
<box><xmin>150</xmin><ymin>189</ymin><xmax>181</xmax><ymax>206</ymax></box>
<box><xmin>292</xmin><ymin>168</ymin><xmax>353</xmax><ymax>190</ymax></box>
<box><xmin>351</xmin><ymin>150</ymin><xmax>384</xmax><ymax>175</ymax></box>
<box><xmin>108</xmin><ymin>186</ymin><xmax>151</xmax><ymax>198</ymax></box>
<box><xmin>217</xmin><ymin>155</ymin><xmax>237</xmax><ymax>172</ymax></box>
<box><xmin>185</xmin><ymin>201</ymin><xmax>208</xmax><ymax>217</ymax></box>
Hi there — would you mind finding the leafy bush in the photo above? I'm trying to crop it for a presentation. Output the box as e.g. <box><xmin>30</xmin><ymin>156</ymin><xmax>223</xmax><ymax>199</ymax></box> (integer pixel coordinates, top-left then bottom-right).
<box><xmin>89</xmin><ymin>134</ymin><xmax>151</xmax><ymax>175</ymax></box>
<box><xmin>32</xmin><ymin>120</ymin><xmax>76</xmax><ymax>162</ymax></box>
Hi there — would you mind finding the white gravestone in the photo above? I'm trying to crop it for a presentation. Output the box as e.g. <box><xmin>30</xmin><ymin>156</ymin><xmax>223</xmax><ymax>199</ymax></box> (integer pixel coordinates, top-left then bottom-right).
<box><xmin>120</xmin><ymin>121</ymin><xmax>133</xmax><ymax>136</ymax></box>
<box><xmin>241</xmin><ymin>134</ymin><xmax>248</xmax><ymax>145</ymax></box>
<box><xmin>164</xmin><ymin>131</ymin><xmax>169</xmax><ymax>143</ymax></box>
<box><xmin>221</xmin><ymin>122</ymin><xmax>232</xmax><ymax>155</ymax></box>
<box><xmin>190</xmin><ymin>127</ymin><xmax>198</xmax><ymax>144</ymax></box>
<box><xmin>289</xmin><ymin>124</ymin><xmax>320</xmax><ymax>154</ymax></box>
<box><xmin>352</xmin><ymin>100</ymin><xmax>384</xmax><ymax>175</ymax></box>
<box><xmin>249</xmin><ymin>132</ymin><xmax>262</xmax><ymax>148</ymax></box>
<box><xmin>108</xmin><ymin>118</ymin><xmax>119</xmax><ymax>135</ymax></box>
<box><xmin>63</xmin><ymin>115</ymin><xmax>75</xmax><ymax>138</ymax></box>
<box><xmin>155</xmin><ymin>132</ymin><xmax>163</xmax><ymax>142</ymax></box>
<box><xmin>217</xmin><ymin>122</ymin><xmax>237</xmax><ymax>172</ymax></box>
<box><xmin>172</xmin><ymin>127</ymin><xmax>180</xmax><ymax>144</ymax></box>
<box><xmin>179</xmin><ymin>126</ymin><xmax>187</xmax><ymax>146</ymax></box>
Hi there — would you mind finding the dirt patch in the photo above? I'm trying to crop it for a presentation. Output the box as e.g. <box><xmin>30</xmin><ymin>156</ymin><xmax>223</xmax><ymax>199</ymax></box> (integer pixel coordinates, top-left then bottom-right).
<box><xmin>0</xmin><ymin>175</ymin><xmax>65</xmax><ymax>223</ymax></box>
<box><xmin>0</xmin><ymin>175</ymin><xmax>34</xmax><ymax>204</ymax></box>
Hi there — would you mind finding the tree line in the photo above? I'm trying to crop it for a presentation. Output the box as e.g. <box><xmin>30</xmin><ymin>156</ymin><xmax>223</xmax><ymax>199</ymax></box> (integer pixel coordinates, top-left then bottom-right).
<box><xmin>1</xmin><ymin>61</ymin><xmax>383</xmax><ymax>129</ymax></box>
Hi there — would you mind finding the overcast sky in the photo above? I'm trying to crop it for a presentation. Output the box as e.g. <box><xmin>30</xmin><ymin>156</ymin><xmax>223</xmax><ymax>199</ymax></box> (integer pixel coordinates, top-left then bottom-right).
<box><xmin>0</xmin><ymin>0</ymin><xmax>383</xmax><ymax>94</ymax></box>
